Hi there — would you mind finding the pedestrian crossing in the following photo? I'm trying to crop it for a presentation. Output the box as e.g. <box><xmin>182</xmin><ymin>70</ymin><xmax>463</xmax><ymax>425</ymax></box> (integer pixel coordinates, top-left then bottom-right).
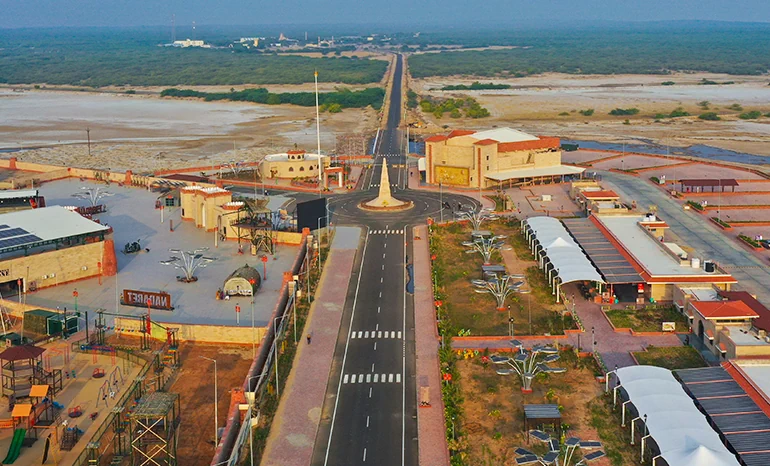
<box><xmin>376</xmin><ymin>154</ymin><xmax>403</xmax><ymax>158</ymax></box>
<box><xmin>370</xmin><ymin>183</ymin><xmax>399</xmax><ymax>188</ymax></box>
<box><xmin>343</xmin><ymin>373</ymin><xmax>402</xmax><ymax>384</ymax></box>
<box><xmin>370</xmin><ymin>229</ymin><xmax>404</xmax><ymax>235</ymax></box>
<box><xmin>351</xmin><ymin>330</ymin><xmax>402</xmax><ymax>339</ymax></box>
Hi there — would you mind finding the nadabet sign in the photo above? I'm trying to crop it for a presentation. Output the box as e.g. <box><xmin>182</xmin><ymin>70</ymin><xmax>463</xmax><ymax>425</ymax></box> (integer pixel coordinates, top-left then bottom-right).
<box><xmin>122</xmin><ymin>289</ymin><xmax>173</xmax><ymax>311</ymax></box>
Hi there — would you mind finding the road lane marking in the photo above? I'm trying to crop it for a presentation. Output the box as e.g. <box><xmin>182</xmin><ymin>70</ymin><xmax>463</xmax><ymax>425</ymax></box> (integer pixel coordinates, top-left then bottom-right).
<box><xmin>366</xmin><ymin>374</ymin><xmax>371</xmax><ymax>383</ymax></box>
<box><xmin>382</xmin><ymin>264</ymin><xmax>384</xmax><ymax>270</ymax></box>
<box><xmin>367</xmin><ymin>416</ymin><xmax>370</xmax><ymax>428</ymax></box>
<box><xmin>365</xmin><ymin>331</ymin><xmax>369</xmax><ymax>338</ymax></box>
<box><xmin>343</xmin><ymin>374</ymin><xmax>349</xmax><ymax>384</ymax></box>
<box><xmin>374</xmin><ymin>342</ymin><xmax>377</xmax><ymax>350</ymax></box>
<box><xmin>389</xmin><ymin>374</ymin><xmax>394</xmax><ymax>383</ymax></box>
<box><xmin>397</xmin><ymin>331</ymin><xmax>402</xmax><ymax>339</ymax></box>
<box><xmin>380</xmin><ymin>277</ymin><xmax>383</xmax><ymax>283</ymax></box>
<box><xmin>363</xmin><ymin>448</ymin><xmax>367</xmax><ymax>462</ymax></box>
<box><xmin>396</xmin><ymin>374</ymin><xmax>401</xmax><ymax>383</ymax></box>
<box><xmin>324</xmin><ymin>227</ymin><xmax>370</xmax><ymax>466</ymax></box>
<box><xmin>378</xmin><ymin>331</ymin><xmax>382</xmax><ymax>338</ymax></box>
<box><xmin>371</xmin><ymin>363</ymin><xmax>375</xmax><ymax>372</ymax></box>
<box><xmin>374</xmin><ymin>374</ymin><xmax>379</xmax><ymax>382</ymax></box>
<box><xmin>369</xmin><ymin>387</ymin><xmax>372</xmax><ymax>398</ymax></box>
<box><xmin>358</xmin><ymin>374</ymin><xmax>363</xmax><ymax>383</ymax></box>
<box><xmin>376</xmin><ymin>323</ymin><xmax>379</xmax><ymax>331</ymax></box>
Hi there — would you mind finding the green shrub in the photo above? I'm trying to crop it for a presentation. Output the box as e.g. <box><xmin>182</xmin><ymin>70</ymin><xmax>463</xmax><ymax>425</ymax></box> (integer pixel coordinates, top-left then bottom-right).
<box><xmin>579</xmin><ymin>109</ymin><xmax>594</xmax><ymax>116</ymax></box>
<box><xmin>687</xmin><ymin>200</ymin><xmax>704</xmax><ymax>211</ymax></box>
<box><xmin>698</xmin><ymin>112</ymin><xmax>721</xmax><ymax>121</ymax></box>
<box><xmin>739</xmin><ymin>110</ymin><xmax>762</xmax><ymax>120</ymax></box>
<box><xmin>609</xmin><ymin>108</ymin><xmax>639</xmax><ymax>116</ymax></box>
<box><xmin>661</xmin><ymin>81</ymin><xmax>675</xmax><ymax>86</ymax></box>
<box><xmin>728</xmin><ymin>103</ymin><xmax>744</xmax><ymax>111</ymax></box>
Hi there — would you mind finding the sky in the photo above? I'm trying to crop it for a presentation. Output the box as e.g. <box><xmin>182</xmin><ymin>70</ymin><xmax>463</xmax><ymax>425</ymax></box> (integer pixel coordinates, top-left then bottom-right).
<box><xmin>0</xmin><ymin>0</ymin><xmax>766</xmax><ymax>29</ymax></box>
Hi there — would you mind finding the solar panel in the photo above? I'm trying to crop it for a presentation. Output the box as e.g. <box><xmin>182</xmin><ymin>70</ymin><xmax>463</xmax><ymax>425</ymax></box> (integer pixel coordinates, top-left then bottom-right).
<box><xmin>0</xmin><ymin>224</ymin><xmax>9</xmax><ymax>230</ymax></box>
<box><xmin>726</xmin><ymin>432</ymin><xmax>770</xmax><ymax>453</ymax></box>
<box><xmin>686</xmin><ymin>380</ymin><xmax>745</xmax><ymax>398</ymax></box>
<box><xmin>542</xmin><ymin>451</ymin><xmax>559</xmax><ymax>463</ymax></box>
<box><xmin>739</xmin><ymin>452</ymin><xmax>770</xmax><ymax>466</ymax></box>
<box><xmin>676</xmin><ymin>366</ymin><xmax>731</xmax><ymax>383</ymax></box>
<box><xmin>548</xmin><ymin>438</ymin><xmax>559</xmax><ymax>452</ymax></box>
<box><xmin>510</xmin><ymin>339</ymin><xmax>523</xmax><ymax>348</ymax></box>
<box><xmin>515</xmin><ymin>353</ymin><xmax>528</xmax><ymax>362</ymax></box>
<box><xmin>564</xmin><ymin>437</ymin><xmax>580</xmax><ymax>447</ymax></box>
<box><xmin>514</xmin><ymin>447</ymin><xmax>534</xmax><ymax>456</ymax></box>
<box><xmin>698</xmin><ymin>395</ymin><xmax>759</xmax><ymax>415</ymax></box>
<box><xmin>490</xmin><ymin>355</ymin><xmax>510</xmax><ymax>364</ymax></box>
<box><xmin>0</xmin><ymin>234</ymin><xmax>42</xmax><ymax>250</ymax></box>
<box><xmin>711</xmin><ymin>413</ymin><xmax>770</xmax><ymax>434</ymax></box>
<box><xmin>562</xmin><ymin>218</ymin><xmax>643</xmax><ymax>283</ymax></box>
<box><xmin>583</xmin><ymin>451</ymin><xmax>606</xmax><ymax>461</ymax></box>
<box><xmin>496</xmin><ymin>368</ymin><xmax>514</xmax><ymax>376</ymax></box>
<box><xmin>0</xmin><ymin>227</ymin><xmax>28</xmax><ymax>239</ymax></box>
<box><xmin>579</xmin><ymin>441</ymin><xmax>602</xmax><ymax>449</ymax></box>
<box><xmin>530</xmin><ymin>430</ymin><xmax>550</xmax><ymax>442</ymax></box>
<box><xmin>515</xmin><ymin>455</ymin><xmax>539</xmax><ymax>465</ymax></box>
<box><xmin>543</xmin><ymin>354</ymin><xmax>560</xmax><ymax>363</ymax></box>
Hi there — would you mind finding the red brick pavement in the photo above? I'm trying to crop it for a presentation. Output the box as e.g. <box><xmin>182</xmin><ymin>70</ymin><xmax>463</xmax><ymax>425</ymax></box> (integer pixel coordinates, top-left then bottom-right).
<box><xmin>413</xmin><ymin>225</ymin><xmax>451</xmax><ymax>466</ymax></box>
<box><xmin>261</xmin><ymin>232</ymin><xmax>360</xmax><ymax>466</ymax></box>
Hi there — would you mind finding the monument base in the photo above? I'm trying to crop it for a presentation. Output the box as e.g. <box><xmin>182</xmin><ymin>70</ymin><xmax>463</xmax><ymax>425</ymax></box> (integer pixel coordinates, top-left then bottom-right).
<box><xmin>358</xmin><ymin>200</ymin><xmax>414</xmax><ymax>212</ymax></box>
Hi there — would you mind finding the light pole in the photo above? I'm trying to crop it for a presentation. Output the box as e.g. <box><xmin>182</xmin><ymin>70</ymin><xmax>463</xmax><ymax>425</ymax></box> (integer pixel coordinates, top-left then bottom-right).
<box><xmin>160</xmin><ymin>248</ymin><xmax>215</xmax><ymax>282</ymax></box>
<box><xmin>291</xmin><ymin>278</ymin><xmax>299</xmax><ymax>344</ymax></box>
<box><xmin>199</xmin><ymin>356</ymin><xmax>218</xmax><ymax>450</ymax></box>
<box><xmin>273</xmin><ymin>316</ymin><xmax>283</xmax><ymax>397</ymax></box>
<box><xmin>314</xmin><ymin>70</ymin><xmax>323</xmax><ymax>198</ymax></box>
<box><xmin>245</xmin><ymin>373</ymin><xmax>265</xmax><ymax>466</ymax></box>
<box><xmin>439</xmin><ymin>181</ymin><xmax>444</xmax><ymax>223</ymax></box>
<box><xmin>251</xmin><ymin>299</ymin><xmax>256</xmax><ymax>358</ymax></box>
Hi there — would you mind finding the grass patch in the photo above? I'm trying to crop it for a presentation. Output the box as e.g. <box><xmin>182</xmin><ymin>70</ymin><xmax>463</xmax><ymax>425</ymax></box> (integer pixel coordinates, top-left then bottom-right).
<box><xmin>605</xmin><ymin>305</ymin><xmax>688</xmax><ymax>332</ymax></box>
<box><xmin>711</xmin><ymin>217</ymin><xmax>731</xmax><ymax>228</ymax></box>
<box><xmin>633</xmin><ymin>345</ymin><xmax>707</xmax><ymax>370</ymax></box>
<box><xmin>587</xmin><ymin>396</ymin><xmax>638</xmax><ymax>466</ymax></box>
<box><xmin>432</xmin><ymin>219</ymin><xmax>570</xmax><ymax>335</ymax></box>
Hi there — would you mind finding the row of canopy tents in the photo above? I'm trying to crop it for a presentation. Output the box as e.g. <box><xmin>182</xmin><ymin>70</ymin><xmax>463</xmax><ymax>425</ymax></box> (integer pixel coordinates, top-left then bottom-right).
<box><xmin>609</xmin><ymin>365</ymin><xmax>740</xmax><ymax>466</ymax></box>
<box><xmin>522</xmin><ymin>216</ymin><xmax>604</xmax><ymax>302</ymax></box>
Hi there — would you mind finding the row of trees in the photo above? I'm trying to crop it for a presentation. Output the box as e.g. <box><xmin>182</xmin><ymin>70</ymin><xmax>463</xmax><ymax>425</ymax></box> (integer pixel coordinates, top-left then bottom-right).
<box><xmin>440</xmin><ymin>81</ymin><xmax>511</xmax><ymax>91</ymax></box>
<box><xmin>160</xmin><ymin>87</ymin><xmax>385</xmax><ymax>109</ymax></box>
<box><xmin>419</xmin><ymin>96</ymin><xmax>490</xmax><ymax>119</ymax></box>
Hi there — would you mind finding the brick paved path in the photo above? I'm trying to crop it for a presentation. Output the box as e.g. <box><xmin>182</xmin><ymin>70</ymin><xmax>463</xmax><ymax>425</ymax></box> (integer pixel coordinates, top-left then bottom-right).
<box><xmin>261</xmin><ymin>227</ymin><xmax>362</xmax><ymax>466</ymax></box>
<box><xmin>413</xmin><ymin>225</ymin><xmax>451</xmax><ymax>466</ymax></box>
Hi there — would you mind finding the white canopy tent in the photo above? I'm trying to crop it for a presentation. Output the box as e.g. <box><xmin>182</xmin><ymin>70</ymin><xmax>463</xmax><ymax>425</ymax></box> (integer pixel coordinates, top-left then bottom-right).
<box><xmin>523</xmin><ymin>216</ymin><xmax>604</xmax><ymax>302</ymax></box>
<box><xmin>613</xmin><ymin>365</ymin><xmax>740</xmax><ymax>466</ymax></box>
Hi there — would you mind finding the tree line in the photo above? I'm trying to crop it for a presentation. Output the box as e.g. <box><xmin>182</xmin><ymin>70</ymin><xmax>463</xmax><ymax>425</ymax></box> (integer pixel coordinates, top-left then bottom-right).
<box><xmin>160</xmin><ymin>87</ymin><xmax>385</xmax><ymax>109</ymax></box>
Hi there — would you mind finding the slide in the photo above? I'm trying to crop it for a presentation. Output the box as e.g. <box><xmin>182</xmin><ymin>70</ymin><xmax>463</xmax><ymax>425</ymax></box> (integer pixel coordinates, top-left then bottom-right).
<box><xmin>2</xmin><ymin>428</ymin><xmax>25</xmax><ymax>464</ymax></box>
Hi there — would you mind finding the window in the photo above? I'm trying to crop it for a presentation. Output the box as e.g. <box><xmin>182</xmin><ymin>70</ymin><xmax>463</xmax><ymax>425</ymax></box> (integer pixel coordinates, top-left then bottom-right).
<box><xmin>486</xmin><ymin>156</ymin><xmax>489</xmax><ymax>161</ymax></box>
<box><xmin>486</xmin><ymin>166</ymin><xmax>489</xmax><ymax>170</ymax></box>
<box><xmin>300</xmin><ymin>166</ymin><xmax>305</xmax><ymax>172</ymax></box>
<box><xmin>289</xmin><ymin>167</ymin><xmax>294</xmax><ymax>172</ymax></box>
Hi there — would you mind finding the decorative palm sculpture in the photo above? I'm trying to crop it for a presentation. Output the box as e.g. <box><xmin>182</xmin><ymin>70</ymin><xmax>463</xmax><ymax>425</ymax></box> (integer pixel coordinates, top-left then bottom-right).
<box><xmin>472</xmin><ymin>274</ymin><xmax>525</xmax><ymax>311</ymax></box>
<box><xmin>72</xmin><ymin>186</ymin><xmax>114</xmax><ymax>207</ymax></box>
<box><xmin>160</xmin><ymin>248</ymin><xmax>215</xmax><ymax>282</ymax></box>
<box><xmin>462</xmin><ymin>235</ymin><xmax>509</xmax><ymax>265</ymax></box>
<box><xmin>490</xmin><ymin>343</ymin><xmax>566</xmax><ymax>393</ymax></box>
<box><xmin>457</xmin><ymin>207</ymin><xmax>498</xmax><ymax>231</ymax></box>
<box><xmin>514</xmin><ymin>434</ymin><xmax>605</xmax><ymax>465</ymax></box>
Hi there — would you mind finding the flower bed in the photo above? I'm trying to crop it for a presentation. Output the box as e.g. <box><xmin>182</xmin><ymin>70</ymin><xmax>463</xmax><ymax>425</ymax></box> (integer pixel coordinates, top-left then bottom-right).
<box><xmin>710</xmin><ymin>217</ymin><xmax>732</xmax><ymax>230</ymax></box>
<box><xmin>738</xmin><ymin>234</ymin><xmax>763</xmax><ymax>250</ymax></box>
<box><xmin>686</xmin><ymin>200</ymin><xmax>704</xmax><ymax>212</ymax></box>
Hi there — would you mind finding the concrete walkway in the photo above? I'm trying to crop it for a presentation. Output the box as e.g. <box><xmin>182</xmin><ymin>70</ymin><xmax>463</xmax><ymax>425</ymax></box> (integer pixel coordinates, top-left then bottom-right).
<box><xmin>413</xmin><ymin>225</ymin><xmax>451</xmax><ymax>466</ymax></box>
<box><xmin>261</xmin><ymin>227</ymin><xmax>362</xmax><ymax>466</ymax></box>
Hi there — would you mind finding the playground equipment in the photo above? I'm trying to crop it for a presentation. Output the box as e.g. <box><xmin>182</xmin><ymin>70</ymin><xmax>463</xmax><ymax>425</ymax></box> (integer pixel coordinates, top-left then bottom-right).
<box><xmin>93</xmin><ymin>368</ymin><xmax>106</xmax><ymax>378</ymax></box>
<box><xmin>0</xmin><ymin>345</ymin><xmax>62</xmax><ymax>398</ymax></box>
<box><xmin>2</xmin><ymin>428</ymin><xmax>25</xmax><ymax>464</ymax></box>
<box><xmin>129</xmin><ymin>392</ymin><xmax>180</xmax><ymax>466</ymax></box>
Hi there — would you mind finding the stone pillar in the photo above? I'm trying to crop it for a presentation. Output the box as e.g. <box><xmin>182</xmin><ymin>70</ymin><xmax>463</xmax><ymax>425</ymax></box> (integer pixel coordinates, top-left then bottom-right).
<box><xmin>8</xmin><ymin>157</ymin><xmax>17</xmax><ymax>170</ymax></box>
<box><xmin>102</xmin><ymin>239</ymin><xmax>118</xmax><ymax>276</ymax></box>
<box><xmin>125</xmin><ymin>170</ymin><xmax>133</xmax><ymax>185</ymax></box>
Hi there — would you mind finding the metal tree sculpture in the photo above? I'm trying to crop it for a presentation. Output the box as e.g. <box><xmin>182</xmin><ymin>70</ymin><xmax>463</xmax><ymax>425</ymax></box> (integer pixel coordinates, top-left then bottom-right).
<box><xmin>160</xmin><ymin>248</ymin><xmax>215</xmax><ymax>282</ymax></box>
<box><xmin>462</xmin><ymin>235</ymin><xmax>509</xmax><ymax>265</ymax></box>
<box><xmin>72</xmin><ymin>186</ymin><xmax>114</xmax><ymax>207</ymax></box>
<box><xmin>514</xmin><ymin>435</ymin><xmax>605</xmax><ymax>466</ymax></box>
<box><xmin>472</xmin><ymin>274</ymin><xmax>525</xmax><ymax>311</ymax></box>
<box><xmin>222</xmin><ymin>161</ymin><xmax>248</xmax><ymax>177</ymax></box>
<box><xmin>457</xmin><ymin>207</ymin><xmax>498</xmax><ymax>231</ymax></box>
<box><xmin>491</xmin><ymin>343</ymin><xmax>566</xmax><ymax>393</ymax></box>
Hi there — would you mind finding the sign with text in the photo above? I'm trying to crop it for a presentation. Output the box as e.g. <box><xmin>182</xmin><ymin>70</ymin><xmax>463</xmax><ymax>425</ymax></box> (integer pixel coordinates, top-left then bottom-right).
<box><xmin>662</xmin><ymin>322</ymin><xmax>676</xmax><ymax>332</ymax></box>
<box><xmin>122</xmin><ymin>289</ymin><xmax>173</xmax><ymax>311</ymax></box>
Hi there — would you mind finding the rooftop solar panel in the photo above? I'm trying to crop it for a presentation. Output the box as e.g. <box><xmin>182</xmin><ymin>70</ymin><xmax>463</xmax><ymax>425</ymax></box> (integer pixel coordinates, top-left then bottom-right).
<box><xmin>725</xmin><ymin>432</ymin><xmax>770</xmax><ymax>453</ymax></box>
<box><xmin>711</xmin><ymin>412</ymin><xmax>770</xmax><ymax>433</ymax></box>
<box><xmin>0</xmin><ymin>227</ymin><xmax>28</xmax><ymax>239</ymax></box>
<box><xmin>0</xmin><ymin>224</ymin><xmax>8</xmax><ymax>230</ymax></box>
<box><xmin>0</xmin><ymin>234</ymin><xmax>42</xmax><ymax>249</ymax></box>
<box><xmin>698</xmin><ymin>395</ymin><xmax>759</xmax><ymax>415</ymax></box>
<box><xmin>676</xmin><ymin>366</ymin><xmax>731</xmax><ymax>383</ymax></box>
<box><xmin>738</xmin><ymin>452</ymin><xmax>770</xmax><ymax>466</ymax></box>
<box><xmin>562</xmin><ymin>218</ymin><xmax>643</xmax><ymax>284</ymax></box>
<box><xmin>686</xmin><ymin>380</ymin><xmax>745</xmax><ymax>398</ymax></box>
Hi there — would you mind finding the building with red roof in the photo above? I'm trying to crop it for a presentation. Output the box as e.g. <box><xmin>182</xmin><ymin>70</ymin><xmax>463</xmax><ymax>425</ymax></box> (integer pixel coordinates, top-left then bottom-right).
<box><xmin>424</xmin><ymin>127</ymin><xmax>584</xmax><ymax>189</ymax></box>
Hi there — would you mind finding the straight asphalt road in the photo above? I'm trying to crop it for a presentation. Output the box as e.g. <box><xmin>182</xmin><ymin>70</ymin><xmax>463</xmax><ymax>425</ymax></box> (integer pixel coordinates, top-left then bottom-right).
<box><xmin>603</xmin><ymin>170</ymin><xmax>770</xmax><ymax>304</ymax></box>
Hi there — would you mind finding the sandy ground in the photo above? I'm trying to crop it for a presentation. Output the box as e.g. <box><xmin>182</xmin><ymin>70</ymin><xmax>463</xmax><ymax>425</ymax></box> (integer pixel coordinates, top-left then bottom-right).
<box><xmin>0</xmin><ymin>90</ymin><xmax>377</xmax><ymax>173</ymax></box>
<box><xmin>410</xmin><ymin>72</ymin><xmax>770</xmax><ymax>157</ymax></box>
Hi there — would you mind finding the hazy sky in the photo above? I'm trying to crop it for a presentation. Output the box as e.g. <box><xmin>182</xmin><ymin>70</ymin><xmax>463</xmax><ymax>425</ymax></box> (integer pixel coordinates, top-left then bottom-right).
<box><xmin>0</xmin><ymin>0</ymin><xmax>766</xmax><ymax>28</ymax></box>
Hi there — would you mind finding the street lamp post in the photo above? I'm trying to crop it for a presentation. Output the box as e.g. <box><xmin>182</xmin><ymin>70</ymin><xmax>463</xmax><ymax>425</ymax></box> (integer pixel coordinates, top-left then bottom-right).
<box><xmin>439</xmin><ymin>181</ymin><xmax>444</xmax><ymax>223</ymax></box>
<box><xmin>273</xmin><ymin>316</ymin><xmax>283</xmax><ymax>397</ymax></box>
<box><xmin>199</xmin><ymin>356</ymin><xmax>218</xmax><ymax>450</ymax></box>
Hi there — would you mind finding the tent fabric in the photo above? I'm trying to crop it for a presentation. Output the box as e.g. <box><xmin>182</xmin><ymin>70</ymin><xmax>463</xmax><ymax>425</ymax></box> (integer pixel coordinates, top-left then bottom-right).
<box><xmin>616</xmin><ymin>365</ymin><xmax>740</xmax><ymax>466</ymax></box>
<box><xmin>524</xmin><ymin>217</ymin><xmax>604</xmax><ymax>285</ymax></box>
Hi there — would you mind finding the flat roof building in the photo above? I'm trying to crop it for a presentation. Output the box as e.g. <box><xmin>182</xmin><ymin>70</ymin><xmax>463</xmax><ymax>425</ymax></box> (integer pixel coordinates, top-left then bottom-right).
<box><xmin>425</xmin><ymin>127</ymin><xmax>584</xmax><ymax>189</ymax></box>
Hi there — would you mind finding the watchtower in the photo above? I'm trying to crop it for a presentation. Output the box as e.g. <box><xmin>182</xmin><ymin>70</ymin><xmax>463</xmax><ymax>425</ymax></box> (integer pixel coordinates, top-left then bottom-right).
<box><xmin>129</xmin><ymin>392</ymin><xmax>180</xmax><ymax>466</ymax></box>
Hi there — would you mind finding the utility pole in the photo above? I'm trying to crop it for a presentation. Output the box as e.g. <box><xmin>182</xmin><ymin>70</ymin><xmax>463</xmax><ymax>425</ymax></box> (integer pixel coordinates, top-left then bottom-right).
<box><xmin>314</xmin><ymin>70</ymin><xmax>323</xmax><ymax>197</ymax></box>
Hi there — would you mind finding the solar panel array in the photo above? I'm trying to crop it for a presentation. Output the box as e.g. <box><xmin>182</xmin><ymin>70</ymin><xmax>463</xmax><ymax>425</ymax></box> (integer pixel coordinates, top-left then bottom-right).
<box><xmin>0</xmin><ymin>224</ymin><xmax>42</xmax><ymax>252</ymax></box>
<box><xmin>562</xmin><ymin>218</ymin><xmax>644</xmax><ymax>284</ymax></box>
<box><xmin>676</xmin><ymin>366</ymin><xmax>770</xmax><ymax>466</ymax></box>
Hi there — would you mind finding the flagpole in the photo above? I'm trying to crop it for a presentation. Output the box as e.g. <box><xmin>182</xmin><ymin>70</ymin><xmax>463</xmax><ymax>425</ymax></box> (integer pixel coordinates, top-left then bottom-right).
<box><xmin>314</xmin><ymin>70</ymin><xmax>323</xmax><ymax>197</ymax></box>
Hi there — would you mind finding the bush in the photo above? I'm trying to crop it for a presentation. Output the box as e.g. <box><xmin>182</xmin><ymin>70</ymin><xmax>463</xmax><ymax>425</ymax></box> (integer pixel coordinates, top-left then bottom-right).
<box><xmin>669</xmin><ymin>107</ymin><xmax>690</xmax><ymax>118</ymax></box>
<box><xmin>440</xmin><ymin>81</ymin><xmax>511</xmax><ymax>91</ymax></box>
<box><xmin>739</xmin><ymin>234</ymin><xmax>762</xmax><ymax>248</ymax></box>
<box><xmin>739</xmin><ymin>110</ymin><xmax>763</xmax><ymax>120</ymax></box>
<box><xmin>699</xmin><ymin>112</ymin><xmax>721</xmax><ymax>121</ymax></box>
<box><xmin>661</xmin><ymin>81</ymin><xmax>675</xmax><ymax>86</ymax></box>
<box><xmin>406</xmin><ymin>90</ymin><xmax>419</xmax><ymax>109</ymax></box>
<box><xmin>609</xmin><ymin>108</ymin><xmax>640</xmax><ymax>116</ymax></box>
<box><xmin>687</xmin><ymin>200</ymin><xmax>704</xmax><ymax>211</ymax></box>
<box><xmin>558</xmin><ymin>112</ymin><xmax>570</xmax><ymax>116</ymax></box>
<box><xmin>579</xmin><ymin>109</ymin><xmax>594</xmax><ymax>116</ymax></box>
<box><xmin>161</xmin><ymin>86</ymin><xmax>385</xmax><ymax>110</ymax></box>
<box><xmin>698</xmin><ymin>100</ymin><xmax>710</xmax><ymax>109</ymax></box>
<box><xmin>728</xmin><ymin>103</ymin><xmax>744</xmax><ymax>111</ymax></box>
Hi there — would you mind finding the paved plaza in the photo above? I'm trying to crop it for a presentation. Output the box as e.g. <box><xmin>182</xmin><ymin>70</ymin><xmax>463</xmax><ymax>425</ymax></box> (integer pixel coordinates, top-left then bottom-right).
<box><xmin>22</xmin><ymin>178</ymin><xmax>299</xmax><ymax>326</ymax></box>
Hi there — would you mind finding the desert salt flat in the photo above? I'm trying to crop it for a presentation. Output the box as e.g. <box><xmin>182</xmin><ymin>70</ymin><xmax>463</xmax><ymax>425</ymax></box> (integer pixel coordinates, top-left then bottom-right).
<box><xmin>0</xmin><ymin>90</ymin><xmax>277</xmax><ymax>146</ymax></box>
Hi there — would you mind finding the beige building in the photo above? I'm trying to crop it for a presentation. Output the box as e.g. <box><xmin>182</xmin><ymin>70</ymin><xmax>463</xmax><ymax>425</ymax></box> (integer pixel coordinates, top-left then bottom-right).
<box><xmin>425</xmin><ymin>127</ymin><xmax>584</xmax><ymax>189</ymax></box>
<box><xmin>688</xmin><ymin>299</ymin><xmax>770</xmax><ymax>360</ymax></box>
<box><xmin>0</xmin><ymin>206</ymin><xmax>116</xmax><ymax>294</ymax></box>
<box><xmin>259</xmin><ymin>150</ymin><xmax>330</xmax><ymax>182</ymax></box>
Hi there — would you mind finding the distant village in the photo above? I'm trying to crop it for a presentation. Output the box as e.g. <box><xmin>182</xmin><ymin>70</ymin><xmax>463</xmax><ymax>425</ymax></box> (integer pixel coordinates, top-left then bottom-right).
<box><xmin>163</xmin><ymin>31</ymin><xmax>400</xmax><ymax>51</ymax></box>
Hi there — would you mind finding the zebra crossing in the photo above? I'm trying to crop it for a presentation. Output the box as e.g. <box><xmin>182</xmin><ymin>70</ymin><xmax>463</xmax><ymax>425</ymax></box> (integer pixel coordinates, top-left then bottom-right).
<box><xmin>343</xmin><ymin>373</ymin><xmax>402</xmax><ymax>384</ymax></box>
<box><xmin>350</xmin><ymin>330</ymin><xmax>402</xmax><ymax>339</ymax></box>
<box><xmin>376</xmin><ymin>154</ymin><xmax>403</xmax><ymax>158</ymax></box>
<box><xmin>370</xmin><ymin>183</ymin><xmax>399</xmax><ymax>188</ymax></box>
<box><xmin>370</xmin><ymin>229</ymin><xmax>404</xmax><ymax>235</ymax></box>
